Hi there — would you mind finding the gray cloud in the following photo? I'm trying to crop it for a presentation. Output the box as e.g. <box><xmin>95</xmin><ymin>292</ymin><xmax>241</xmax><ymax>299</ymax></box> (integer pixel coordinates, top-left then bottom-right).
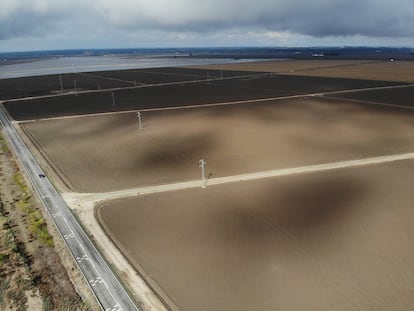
<box><xmin>88</xmin><ymin>0</ymin><xmax>414</xmax><ymax>37</ymax></box>
<box><xmin>0</xmin><ymin>0</ymin><xmax>91</xmax><ymax>40</ymax></box>
<box><xmin>0</xmin><ymin>0</ymin><xmax>413</xmax><ymax>47</ymax></box>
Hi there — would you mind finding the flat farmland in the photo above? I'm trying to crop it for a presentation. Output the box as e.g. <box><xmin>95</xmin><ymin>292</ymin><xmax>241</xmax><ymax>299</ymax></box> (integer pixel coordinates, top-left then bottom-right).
<box><xmin>92</xmin><ymin>67</ymin><xmax>259</xmax><ymax>85</ymax></box>
<box><xmin>6</xmin><ymin>81</ymin><xmax>290</xmax><ymax>120</ymax></box>
<box><xmin>331</xmin><ymin>85</ymin><xmax>414</xmax><ymax>108</ymax></box>
<box><xmin>97</xmin><ymin>159</ymin><xmax>414</xmax><ymax>311</ymax></box>
<box><xmin>5</xmin><ymin>74</ymin><xmax>397</xmax><ymax>120</ymax></box>
<box><xmin>192</xmin><ymin>60</ymin><xmax>414</xmax><ymax>83</ymax></box>
<box><xmin>0</xmin><ymin>72</ymin><xmax>130</xmax><ymax>99</ymax></box>
<box><xmin>21</xmin><ymin>97</ymin><xmax>414</xmax><ymax>192</ymax></box>
<box><xmin>0</xmin><ymin>67</ymin><xmax>260</xmax><ymax>100</ymax></box>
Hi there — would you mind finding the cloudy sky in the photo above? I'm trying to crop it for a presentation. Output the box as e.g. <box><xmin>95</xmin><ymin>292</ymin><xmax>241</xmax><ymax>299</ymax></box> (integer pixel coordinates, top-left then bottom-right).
<box><xmin>1</xmin><ymin>0</ymin><xmax>413</xmax><ymax>52</ymax></box>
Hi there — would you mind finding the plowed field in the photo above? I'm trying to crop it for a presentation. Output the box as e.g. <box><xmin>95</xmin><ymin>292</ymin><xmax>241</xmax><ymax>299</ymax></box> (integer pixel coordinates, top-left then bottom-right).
<box><xmin>98</xmin><ymin>159</ymin><xmax>414</xmax><ymax>311</ymax></box>
<box><xmin>5</xmin><ymin>73</ymin><xmax>397</xmax><ymax>120</ymax></box>
<box><xmin>22</xmin><ymin>97</ymin><xmax>414</xmax><ymax>192</ymax></box>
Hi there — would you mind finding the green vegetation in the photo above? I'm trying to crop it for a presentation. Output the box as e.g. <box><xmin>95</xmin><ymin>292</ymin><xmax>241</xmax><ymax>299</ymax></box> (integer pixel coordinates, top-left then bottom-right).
<box><xmin>0</xmin><ymin>200</ymin><xmax>33</xmax><ymax>310</ymax></box>
<box><xmin>0</xmin><ymin>279</ymin><xmax>10</xmax><ymax>305</ymax></box>
<box><xmin>6</xmin><ymin>276</ymin><xmax>31</xmax><ymax>311</ymax></box>
<box><xmin>0</xmin><ymin>131</ymin><xmax>91</xmax><ymax>310</ymax></box>
<box><xmin>13</xmin><ymin>171</ymin><xmax>54</xmax><ymax>247</ymax></box>
<box><xmin>0</xmin><ymin>253</ymin><xmax>9</xmax><ymax>264</ymax></box>
<box><xmin>0</xmin><ymin>133</ymin><xmax>9</xmax><ymax>154</ymax></box>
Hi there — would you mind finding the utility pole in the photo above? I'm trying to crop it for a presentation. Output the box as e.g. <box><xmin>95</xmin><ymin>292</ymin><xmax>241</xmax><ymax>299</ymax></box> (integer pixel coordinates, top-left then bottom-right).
<box><xmin>220</xmin><ymin>68</ymin><xmax>223</xmax><ymax>80</ymax></box>
<box><xmin>112</xmin><ymin>92</ymin><xmax>115</xmax><ymax>106</ymax></box>
<box><xmin>136</xmin><ymin>111</ymin><xmax>142</xmax><ymax>130</ymax></box>
<box><xmin>199</xmin><ymin>159</ymin><xmax>207</xmax><ymax>189</ymax></box>
<box><xmin>59</xmin><ymin>74</ymin><xmax>63</xmax><ymax>91</ymax></box>
<box><xmin>74</xmin><ymin>80</ymin><xmax>78</xmax><ymax>96</ymax></box>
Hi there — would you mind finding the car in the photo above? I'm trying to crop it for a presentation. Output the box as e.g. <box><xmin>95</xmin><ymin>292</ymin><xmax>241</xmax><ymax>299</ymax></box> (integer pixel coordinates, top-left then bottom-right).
<box><xmin>38</xmin><ymin>174</ymin><xmax>46</xmax><ymax>178</ymax></box>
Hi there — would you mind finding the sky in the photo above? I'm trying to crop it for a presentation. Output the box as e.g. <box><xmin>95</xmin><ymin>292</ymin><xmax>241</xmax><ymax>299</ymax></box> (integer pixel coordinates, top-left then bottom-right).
<box><xmin>1</xmin><ymin>0</ymin><xmax>414</xmax><ymax>52</ymax></box>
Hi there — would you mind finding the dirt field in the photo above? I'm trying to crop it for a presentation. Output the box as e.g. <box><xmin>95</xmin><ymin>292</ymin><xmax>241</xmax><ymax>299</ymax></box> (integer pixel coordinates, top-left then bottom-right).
<box><xmin>330</xmin><ymin>86</ymin><xmax>414</xmax><ymax>108</ymax></box>
<box><xmin>97</xmin><ymin>159</ymin><xmax>414</xmax><ymax>311</ymax></box>
<box><xmin>9</xmin><ymin>62</ymin><xmax>414</xmax><ymax>311</ymax></box>
<box><xmin>93</xmin><ymin>67</ymin><xmax>259</xmax><ymax>84</ymax></box>
<box><xmin>5</xmin><ymin>73</ymin><xmax>397</xmax><ymax>120</ymax></box>
<box><xmin>2</xmin><ymin>60</ymin><xmax>412</xmax><ymax>102</ymax></box>
<box><xmin>0</xmin><ymin>67</ymin><xmax>258</xmax><ymax>100</ymax></box>
<box><xmin>192</xmin><ymin>60</ymin><xmax>414</xmax><ymax>83</ymax></box>
<box><xmin>21</xmin><ymin>97</ymin><xmax>414</xmax><ymax>192</ymax></box>
<box><xmin>0</xmin><ymin>72</ymin><xmax>130</xmax><ymax>100</ymax></box>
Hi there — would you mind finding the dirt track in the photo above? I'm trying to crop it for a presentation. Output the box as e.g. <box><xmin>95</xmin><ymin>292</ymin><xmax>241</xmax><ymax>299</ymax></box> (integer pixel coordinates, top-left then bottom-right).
<box><xmin>5</xmin><ymin>73</ymin><xmax>397</xmax><ymax>120</ymax></box>
<box><xmin>330</xmin><ymin>85</ymin><xmax>414</xmax><ymax>108</ymax></box>
<box><xmin>21</xmin><ymin>97</ymin><xmax>414</xmax><ymax>192</ymax></box>
<box><xmin>10</xmin><ymin>62</ymin><xmax>414</xmax><ymax>311</ymax></box>
<box><xmin>98</xmin><ymin>159</ymin><xmax>414</xmax><ymax>311</ymax></box>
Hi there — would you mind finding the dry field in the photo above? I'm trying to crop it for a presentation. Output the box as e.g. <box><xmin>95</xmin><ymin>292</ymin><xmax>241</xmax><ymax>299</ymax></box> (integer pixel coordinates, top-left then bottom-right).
<box><xmin>5</xmin><ymin>72</ymin><xmax>394</xmax><ymax>121</ymax></box>
<box><xmin>0</xmin><ymin>67</ymin><xmax>258</xmax><ymax>101</ymax></box>
<box><xmin>97</xmin><ymin>159</ymin><xmax>414</xmax><ymax>311</ymax></box>
<box><xmin>11</xmin><ymin>64</ymin><xmax>414</xmax><ymax>311</ymax></box>
<box><xmin>21</xmin><ymin>97</ymin><xmax>414</xmax><ymax>192</ymax></box>
<box><xmin>330</xmin><ymin>86</ymin><xmax>414</xmax><ymax>108</ymax></box>
<box><xmin>192</xmin><ymin>60</ymin><xmax>414</xmax><ymax>83</ymax></box>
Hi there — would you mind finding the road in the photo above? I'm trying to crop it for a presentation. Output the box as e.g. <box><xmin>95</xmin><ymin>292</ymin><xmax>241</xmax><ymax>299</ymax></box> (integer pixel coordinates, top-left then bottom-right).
<box><xmin>16</xmin><ymin>81</ymin><xmax>414</xmax><ymax>124</ymax></box>
<box><xmin>4</xmin><ymin>71</ymin><xmax>274</xmax><ymax>103</ymax></box>
<box><xmin>0</xmin><ymin>103</ymin><xmax>139</xmax><ymax>311</ymax></box>
<box><xmin>5</xmin><ymin>71</ymin><xmax>413</xmax><ymax>104</ymax></box>
<box><xmin>64</xmin><ymin>151</ymin><xmax>414</xmax><ymax>206</ymax></box>
<box><xmin>3</xmin><ymin>74</ymin><xmax>414</xmax><ymax>311</ymax></box>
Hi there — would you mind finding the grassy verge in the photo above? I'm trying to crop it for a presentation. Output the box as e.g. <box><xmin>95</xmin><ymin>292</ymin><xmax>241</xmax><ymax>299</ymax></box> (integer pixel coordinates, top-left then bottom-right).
<box><xmin>0</xmin><ymin>131</ymin><xmax>94</xmax><ymax>310</ymax></box>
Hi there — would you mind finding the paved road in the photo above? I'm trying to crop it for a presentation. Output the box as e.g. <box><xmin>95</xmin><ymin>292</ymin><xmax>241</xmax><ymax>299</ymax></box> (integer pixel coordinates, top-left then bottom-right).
<box><xmin>0</xmin><ymin>103</ymin><xmax>139</xmax><ymax>311</ymax></box>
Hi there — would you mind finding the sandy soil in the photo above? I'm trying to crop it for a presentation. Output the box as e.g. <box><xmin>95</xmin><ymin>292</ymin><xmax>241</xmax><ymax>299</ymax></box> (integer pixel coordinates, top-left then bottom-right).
<box><xmin>98</xmin><ymin>159</ymin><xmax>414</xmax><ymax>311</ymax></box>
<box><xmin>22</xmin><ymin>97</ymin><xmax>414</xmax><ymax>192</ymax></box>
<box><xmin>191</xmin><ymin>60</ymin><xmax>414</xmax><ymax>83</ymax></box>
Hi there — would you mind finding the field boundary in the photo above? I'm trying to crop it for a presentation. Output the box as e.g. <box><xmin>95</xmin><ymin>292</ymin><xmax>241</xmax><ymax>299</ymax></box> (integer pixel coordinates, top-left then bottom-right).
<box><xmin>17</xmin><ymin>82</ymin><xmax>414</xmax><ymax>123</ymax></box>
<box><xmin>18</xmin><ymin>123</ymin><xmax>75</xmax><ymax>192</ymax></box>
<box><xmin>3</xmin><ymin>71</ymin><xmax>273</xmax><ymax>103</ymax></box>
<box><xmin>94</xmin><ymin>203</ymin><xmax>179</xmax><ymax>311</ymax></box>
<box><xmin>321</xmin><ymin>95</ymin><xmax>414</xmax><ymax>111</ymax></box>
<box><xmin>65</xmin><ymin>151</ymin><xmax>414</xmax><ymax>205</ymax></box>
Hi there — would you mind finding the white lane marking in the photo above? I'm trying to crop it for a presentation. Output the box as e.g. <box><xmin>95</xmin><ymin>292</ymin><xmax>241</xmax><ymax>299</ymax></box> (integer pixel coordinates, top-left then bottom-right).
<box><xmin>51</xmin><ymin>211</ymin><xmax>62</xmax><ymax>218</ymax></box>
<box><xmin>58</xmin><ymin>215</ymin><xmax>126</xmax><ymax>309</ymax></box>
<box><xmin>75</xmin><ymin>255</ymin><xmax>88</xmax><ymax>263</ymax></box>
<box><xmin>105</xmin><ymin>303</ymin><xmax>121</xmax><ymax>311</ymax></box>
<box><xmin>1</xmin><ymin>106</ymin><xmax>134</xmax><ymax>310</ymax></box>
<box><xmin>63</xmin><ymin>232</ymin><xmax>75</xmax><ymax>240</ymax></box>
<box><xmin>89</xmin><ymin>276</ymin><xmax>104</xmax><ymax>287</ymax></box>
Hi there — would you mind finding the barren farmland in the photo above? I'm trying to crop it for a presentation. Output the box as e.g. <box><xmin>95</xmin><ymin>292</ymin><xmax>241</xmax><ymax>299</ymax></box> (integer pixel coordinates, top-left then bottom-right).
<box><xmin>192</xmin><ymin>60</ymin><xmax>414</xmax><ymax>83</ymax></box>
<box><xmin>21</xmin><ymin>97</ymin><xmax>414</xmax><ymax>192</ymax></box>
<box><xmin>98</xmin><ymin>159</ymin><xmax>414</xmax><ymax>311</ymax></box>
<box><xmin>6</xmin><ymin>63</ymin><xmax>414</xmax><ymax>311</ymax></box>
<box><xmin>330</xmin><ymin>85</ymin><xmax>414</xmax><ymax>108</ymax></box>
<box><xmin>5</xmin><ymin>73</ymin><xmax>398</xmax><ymax>120</ymax></box>
<box><xmin>0</xmin><ymin>67</ymin><xmax>259</xmax><ymax>100</ymax></box>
